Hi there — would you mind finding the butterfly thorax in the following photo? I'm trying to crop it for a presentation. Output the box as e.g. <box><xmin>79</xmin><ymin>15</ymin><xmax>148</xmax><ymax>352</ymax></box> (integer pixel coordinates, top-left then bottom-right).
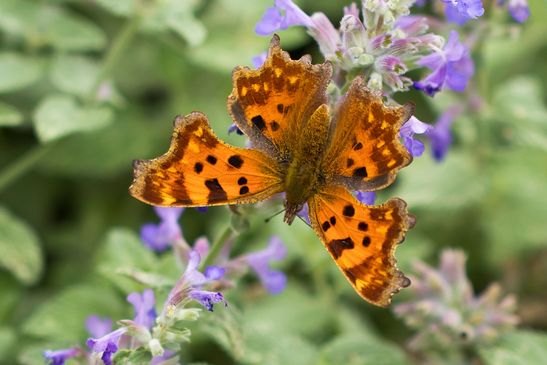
<box><xmin>283</xmin><ymin>104</ymin><xmax>330</xmax><ymax>224</ymax></box>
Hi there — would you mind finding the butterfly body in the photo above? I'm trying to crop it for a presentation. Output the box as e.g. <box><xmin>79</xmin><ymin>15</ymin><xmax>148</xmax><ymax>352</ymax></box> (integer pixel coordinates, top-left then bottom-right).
<box><xmin>130</xmin><ymin>35</ymin><xmax>415</xmax><ymax>306</ymax></box>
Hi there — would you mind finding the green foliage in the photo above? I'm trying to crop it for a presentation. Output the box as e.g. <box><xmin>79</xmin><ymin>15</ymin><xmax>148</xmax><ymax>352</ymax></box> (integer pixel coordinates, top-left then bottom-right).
<box><xmin>479</xmin><ymin>330</ymin><xmax>547</xmax><ymax>365</ymax></box>
<box><xmin>0</xmin><ymin>207</ymin><xmax>42</xmax><ymax>285</ymax></box>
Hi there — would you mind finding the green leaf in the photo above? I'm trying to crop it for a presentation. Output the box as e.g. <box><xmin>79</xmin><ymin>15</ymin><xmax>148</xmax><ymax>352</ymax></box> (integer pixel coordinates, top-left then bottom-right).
<box><xmin>95</xmin><ymin>0</ymin><xmax>134</xmax><ymax>16</ymax></box>
<box><xmin>96</xmin><ymin>228</ymin><xmax>158</xmax><ymax>293</ymax></box>
<box><xmin>318</xmin><ymin>335</ymin><xmax>410</xmax><ymax>365</ymax></box>
<box><xmin>0</xmin><ymin>102</ymin><xmax>23</xmax><ymax>126</ymax></box>
<box><xmin>242</xmin><ymin>284</ymin><xmax>334</xmax><ymax>338</ymax></box>
<box><xmin>482</xmin><ymin>148</ymin><xmax>547</xmax><ymax>263</ymax></box>
<box><xmin>492</xmin><ymin>77</ymin><xmax>547</xmax><ymax>151</ymax></box>
<box><xmin>33</xmin><ymin>94</ymin><xmax>113</xmax><ymax>143</ymax></box>
<box><xmin>21</xmin><ymin>283</ymin><xmax>125</xmax><ymax>342</ymax></box>
<box><xmin>479</xmin><ymin>330</ymin><xmax>547</xmax><ymax>365</ymax></box>
<box><xmin>0</xmin><ymin>52</ymin><xmax>43</xmax><ymax>93</ymax></box>
<box><xmin>0</xmin><ymin>327</ymin><xmax>16</xmax><ymax>363</ymax></box>
<box><xmin>243</xmin><ymin>330</ymin><xmax>318</xmax><ymax>365</ymax></box>
<box><xmin>49</xmin><ymin>55</ymin><xmax>100</xmax><ymax>97</ymax></box>
<box><xmin>395</xmin><ymin>152</ymin><xmax>486</xmax><ymax>210</ymax></box>
<box><xmin>0</xmin><ymin>207</ymin><xmax>43</xmax><ymax>285</ymax></box>
<box><xmin>0</xmin><ymin>0</ymin><xmax>106</xmax><ymax>51</ymax></box>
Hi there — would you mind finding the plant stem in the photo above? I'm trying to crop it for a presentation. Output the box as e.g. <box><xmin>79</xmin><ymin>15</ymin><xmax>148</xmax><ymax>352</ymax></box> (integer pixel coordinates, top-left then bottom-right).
<box><xmin>200</xmin><ymin>225</ymin><xmax>234</xmax><ymax>271</ymax></box>
<box><xmin>0</xmin><ymin>142</ymin><xmax>55</xmax><ymax>194</ymax></box>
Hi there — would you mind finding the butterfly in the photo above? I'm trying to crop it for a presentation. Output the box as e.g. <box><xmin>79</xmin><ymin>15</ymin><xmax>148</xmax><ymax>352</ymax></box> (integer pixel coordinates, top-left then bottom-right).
<box><xmin>129</xmin><ymin>35</ymin><xmax>415</xmax><ymax>307</ymax></box>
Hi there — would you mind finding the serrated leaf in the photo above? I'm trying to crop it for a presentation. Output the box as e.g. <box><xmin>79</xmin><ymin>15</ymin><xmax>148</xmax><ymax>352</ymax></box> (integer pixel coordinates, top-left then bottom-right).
<box><xmin>96</xmin><ymin>228</ymin><xmax>158</xmax><ymax>293</ymax></box>
<box><xmin>33</xmin><ymin>94</ymin><xmax>113</xmax><ymax>143</ymax></box>
<box><xmin>0</xmin><ymin>207</ymin><xmax>43</xmax><ymax>285</ymax></box>
<box><xmin>478</xmin><ymin>330</ymin><xmax>547</xmax><ymax>365</ymax></box>
<box><xmin>21</xmin><ymin>283</ymin><xmax>124</xmax><ymax>342</ymax></box>
<box><xmin>396</xmin><ymin>152</ymin><xmax>486</xmax><ymax>210</ymax></box>
<box><xmin>0</xmin><ymin>0</ymin><xmax>106</xmax><ymax>51</ymax></box>
<box><xmin>0</xmin><ymin>52</ymin><xmax>43</xmax><ymax>93</ymax></box>
<box><xmin>49</xmin><ymin>55</ymin><xmax>100</xmax><ymax>97</ymax></box>
<box><xmin>0</xmin><ymin>102</ymin><xmax>23</xmax><ymax>126</ymax></box>
<box><xmin>318</xmin><ymin>335</ymin><xmax>409</xmax><ymax>365</ymax></box>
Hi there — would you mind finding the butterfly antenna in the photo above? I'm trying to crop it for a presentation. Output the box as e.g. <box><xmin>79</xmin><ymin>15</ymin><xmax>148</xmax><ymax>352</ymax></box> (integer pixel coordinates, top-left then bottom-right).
<box><xmin>265</xmin><ymin>209</ymin><xmax>286</xmax><ymax>223</ymax></box>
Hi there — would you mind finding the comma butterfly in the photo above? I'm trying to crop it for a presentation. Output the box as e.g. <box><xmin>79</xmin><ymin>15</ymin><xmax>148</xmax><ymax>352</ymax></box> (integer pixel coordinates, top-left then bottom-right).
<box><xmin>129</xmin><ymin>35</ymin><xmax>415</xmax><ymax>306</ymax></box>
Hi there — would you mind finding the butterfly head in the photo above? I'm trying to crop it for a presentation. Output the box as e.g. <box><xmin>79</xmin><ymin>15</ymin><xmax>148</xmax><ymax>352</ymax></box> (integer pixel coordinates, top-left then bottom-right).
<box><xmin>283</xmin><ymin>201</ymin><xmax>304</xmax><ymax>225</ymax></box>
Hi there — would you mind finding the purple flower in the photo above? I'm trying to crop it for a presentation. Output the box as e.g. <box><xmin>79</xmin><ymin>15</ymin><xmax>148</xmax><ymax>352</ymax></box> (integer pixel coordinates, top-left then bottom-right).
<box><xmin>297</xmin><ymin>203</ymin><xmax>310</xmax><ymax>224</ymax></box>
<box><xmin>414</xmin><ymin>31</ymin><xmax>474</xmax><ymax>96</ymax></box>
<box><xmin>44</xmin><ymin>348</ymin><xmax>81</xmax><ymax>365</ymax></box>
<box><xmin>85</xmin><ymin>316</ymin><xmax>113</xmax><ymax>338</ymax></box>
<box><xmin>127</xmin><ymin>289</ymin><xmax>157</xmax><ymax>329</ymax></box>
<box><xmin>252</xmin><ymin>52</ymin><xmax>268</xmax><ymax>68</ymax></box>
<box><xmin>189</xmin><ymin>290</ymin><xmax>227</xmax><ymax>311</ymax></box>
<box><xmin>244</xmin><ymin>236</ymin><xmax>287</xmax><ymax>294</ymax></box>
<box><xmin>442</xmin><ymin>0</ymin><xmax>484</xmax><ymax>24</ymax></box>
<box><xmin>255</xmin><ymin>0</ymin><xmax>313</xmax><ymax>35</ymax></box>
<box><xmin>508</xmin><ymin>0</ymin><xmax>530</xmax><ymax>22</ymax></box>
<box><xmin>356</xmin><ymin>191</ymin><xmax>376</xmax><ymax>205</ymax></box>
<box><xmin>86</xmin><ymin>327</ymin><xmax>127</xmax><ymax>365</ymax></box>
<box><xmin>400</xmin><ymin>116</ymin><xmax>432</xmax><ymax>157</ymax></box>
<box><xmin>228</xmin><ymin>123</ymin><xmax>244</xmax><ymax>135</ymax></box>
<box><xmin>426</xmin><ymin>106</ymin><xmax>462</xmax><ymax>161</ymax></box>
<box><xmin>166</xmin><ymin>251</ymin><xmax>227</xmax><ymax>312</ymax></box>
<box><xmin>140</xmin><ymin>207</ymin><xmax>183</xmax><ymax>252</ymax></box>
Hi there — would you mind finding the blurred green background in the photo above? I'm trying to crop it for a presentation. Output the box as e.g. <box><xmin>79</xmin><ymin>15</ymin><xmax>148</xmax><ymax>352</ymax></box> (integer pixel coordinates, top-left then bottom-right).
<box><xmin>0</xmin><ymin>0</ymin><xmax>546</xmax><ymax>364</ymax></box>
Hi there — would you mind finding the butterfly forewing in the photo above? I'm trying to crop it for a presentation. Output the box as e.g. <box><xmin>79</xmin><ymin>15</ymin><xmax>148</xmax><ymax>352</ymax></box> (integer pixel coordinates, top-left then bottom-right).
<box><xmin>130</xmin><ymin>112</ymin><xmax>283</xmax><ymax>207</ymax></box>
<box><xmin>228</xmin><ymin>35</ymin><xmax>332</xmax><ymax>158</ymax></box>
<box><xmin>308</xmin><ymin>185</ymin><xmax>413</xmax><ymax>306</ymax></box>
<box><xmin>324</xmin><ymin>77</ymin><xmax>413</xmax><ymax>191</ymax></box>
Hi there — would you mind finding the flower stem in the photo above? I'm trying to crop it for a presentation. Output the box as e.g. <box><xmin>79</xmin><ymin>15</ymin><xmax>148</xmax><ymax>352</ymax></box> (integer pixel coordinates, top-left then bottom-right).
<box><xmin>200</xmin><ymin>225</ymin><xmax>233</xmax><ymax>271</ymax></box>
<box><xmin>0</xmin><ymin>142</ymin><xmax>56</xmax><ymax>194</ymax></box>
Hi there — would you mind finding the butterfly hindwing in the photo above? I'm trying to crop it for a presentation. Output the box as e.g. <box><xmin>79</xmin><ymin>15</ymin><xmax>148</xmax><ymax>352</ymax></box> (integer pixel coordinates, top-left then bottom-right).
<box><xmin>324</xmin><ymin>77</ymin><xmax>413</xmax><ymax>191</ymax></box>
<box><xmin>228</xmin><ymin>35</ymin><xmax>332</xmax><ymax>158</ymax></box>
<box><xmin>308</xmin><ymin>185</ymin><xmax>413</xmax><ymax>306</ymax></box>
<box><xmin>129</xmin><ymin>112</ymin><xmax>283</xmax><ymax>207</ymax></box>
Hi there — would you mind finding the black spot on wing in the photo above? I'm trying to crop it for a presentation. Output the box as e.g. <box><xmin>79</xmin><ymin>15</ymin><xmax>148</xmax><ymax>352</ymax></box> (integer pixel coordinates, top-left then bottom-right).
<box><xmin>237</xmin><ymin>177</ymin><xmax>247</xmax><ymax>185</ymax></box>
<box><xmin>353</xmin><ymin>167</ymin><xmax>368</xmax><ymax>177</ymax></box>
<box><xmin>358</xmin><ymin>222</ymin><xmax>368</xmax><ymax>231</ymax></box>
<box><xmin>251</xmin><ymin>115</ymin><xmax>266</xmax><ymax>130</ymax></box>
<box><xmin>270</xmin><ymin>121</ymin><xmax>280</xmax><ymax>131</ymax></box>
<box><xmin>239</xmin><ymin>186</ymin><xmax>249</xmax><ymax>195</ymax></box>
<box><xmin>347</xmin><ymin>158</ymin><xmax>354</xmax><ymax>168</ymax></box>
<box><xmin>362</xmin><ymin>236</ymin><xmax>371</xmax><ymax>247</ymax></box>
<box><xmin>228</xmin><ymin>155</ymin><xmax>244</xmax><ymax>168</ymax></box>
<box><xmin>343</xmin><ymin>204</ymin><xmax>355</xmax><ymax>217</ymax></box>
<box><xmin>353</xmin><ymin>142</ymin><xmax>363</xmax><ymax>151</ymax></box>
<box><xmin>194</xmin><ymin>162</ymin><xmax>203</xmax><ymax>174</ymax></box>
<box><xmin>206</xmin><ymin>155</ymin><xmax>217</xmax><ymax>165</ymax></box>
<box><xmin>328</xmin><ymin>237</ymin><xmax>355</xmax><ymax>259</ymax></box>
<box><xmin>322</xmin><ymin>221</ymin><xmax>331</xmax><ymax>231</ymax></box>
<box><xmin>205</xmin><ymin>178</ymin><xmax>227</xmax><ymax>203</ymax></box>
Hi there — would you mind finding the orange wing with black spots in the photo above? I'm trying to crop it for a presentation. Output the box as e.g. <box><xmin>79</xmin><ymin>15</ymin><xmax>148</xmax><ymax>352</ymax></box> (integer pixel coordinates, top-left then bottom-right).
<box><xmin>308</xmin><ymin>185</ymin><xmax>414</xmax><ymax>306</ymax></box>
<box><xmin>129</xmin><ymin>112</ymin><xmax>283</xmax><ymax>207</ymax></box>
<box><xmin>228</xmin><ymin>35</ymin><xmax>332</xmax><ymax>157</ymax></box>
<box><xmin>324</xmin><ymin>77</ymin><xmax>413</xmax><ymax>191</ymax></box>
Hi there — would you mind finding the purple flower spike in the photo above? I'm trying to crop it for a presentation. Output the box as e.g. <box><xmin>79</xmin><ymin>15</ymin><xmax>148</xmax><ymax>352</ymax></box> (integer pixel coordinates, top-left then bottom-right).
<box><xmin>400</xmin><ymin>116</ymin><xmax>432</xmax><ymax>157</ymax></box>
<box><xmin>127</xmin><ymin>289</ymin><xmax>157</xmax><ymax>329</ymax></box>
<box><xmin>85</xmin><ymin>315</ymin><xmax>113</xmax><ymax>338</ymax></box>
<box><xmin>356</xmin><ymin>191</ymin><xmax>376</xmax><ymax>205</ymax></box>
<box><xmin>245</xmin><ymin>236</ymin><xmax>288</xmax><ymax>294</ymax></box>
<box><xmin>414</xmin><ymin>31</ymin><xmax>474</xmax><ymax>96</ymax></box>
<box><xmin>508</xmin><ymin>0</ymin><xmax>530</xmax><ymax>22</ymax></box>
<box><xmin>204</xmin><ymin>265</ymin><xmax>226</xmax><ymax>280</ymax></box>
<box><xmin>442</xmin><ymin>0</ymin><xmax>484</xmax><ymax>23</ymax></box>
<box><xmin>86</xmin><ymin>327</ymin><xmax>127</xmax><ymax>365</ymax></box>
<box><xmin>255</xmin><ymin>0</ymin><xmax>313</xmax><ymax>35</ymax></box>
<box><xmin>297</xmin><ymin>203</ymin><xmax>311</xmax><ymax>224</ymax></box>
<box><xmin>44</xmin><ymin>348</ymin><xmax>80</xmax><ymax>365</ymax></box>
<box><xmin>189</xmin><ymin>290</ymin><xmax>227</xmax><ymax>311</ymax></box>
<box><xmin>427</xmin><ymin>106</ymin><xmax>462</xmax><ymax>161</ymax></box>
<box><xmin>140</xmin><ymin>207</ymin><xmax>184</xmax><ymax>252</ymax></box>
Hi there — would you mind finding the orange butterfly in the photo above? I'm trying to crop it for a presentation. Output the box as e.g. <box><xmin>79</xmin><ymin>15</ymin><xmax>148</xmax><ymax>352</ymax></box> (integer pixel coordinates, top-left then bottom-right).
<box><xmin>130</xmin><ymin>35</ymin><xmax>415</xmax><ymax>307</ymax></box>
